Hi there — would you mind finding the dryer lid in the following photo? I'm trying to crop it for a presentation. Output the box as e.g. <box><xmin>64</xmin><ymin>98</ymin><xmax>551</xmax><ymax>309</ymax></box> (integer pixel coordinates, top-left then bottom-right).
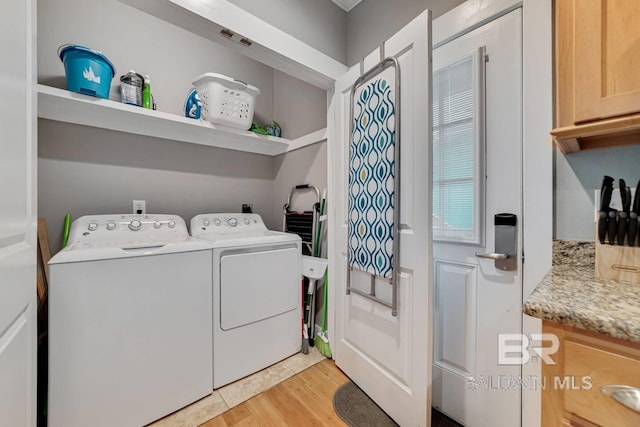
<box><xmin>190</xmin><ymin>213</ymin><xmax>301</xmax><ymax>247</ymax></box>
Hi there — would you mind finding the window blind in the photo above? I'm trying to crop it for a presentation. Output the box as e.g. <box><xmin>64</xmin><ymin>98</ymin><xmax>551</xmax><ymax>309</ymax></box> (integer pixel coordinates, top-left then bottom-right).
<box><xmin>433</xmin><ymin>51</ymin><xmax>484</xmax><ymax>243</ymax></box>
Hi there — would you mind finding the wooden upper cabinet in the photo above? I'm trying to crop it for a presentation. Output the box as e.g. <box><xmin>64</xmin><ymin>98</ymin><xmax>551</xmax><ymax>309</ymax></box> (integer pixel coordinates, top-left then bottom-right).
<box><xmin>553</xmin><ymin>0</ymin><xmax>640</xmax><ymax>153</ymax></box>
<box><xmin>574</xmin><ymin>0</ymin><xmax>640</xmax><ymax>123</ymax></box>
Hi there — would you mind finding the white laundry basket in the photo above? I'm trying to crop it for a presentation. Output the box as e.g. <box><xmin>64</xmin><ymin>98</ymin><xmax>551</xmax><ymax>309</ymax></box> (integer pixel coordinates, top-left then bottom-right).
<box><xmin>192</xmin><ymin>73</ymin><xmax>260</xmax><ymax>130</ymax></box>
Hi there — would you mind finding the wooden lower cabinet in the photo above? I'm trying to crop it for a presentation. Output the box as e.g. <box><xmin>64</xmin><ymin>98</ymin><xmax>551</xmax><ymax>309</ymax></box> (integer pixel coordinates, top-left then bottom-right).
<box><xmin>542</xmin><ymin>321</ymin><xmax>640</xmax><ymax>426</ymax></box>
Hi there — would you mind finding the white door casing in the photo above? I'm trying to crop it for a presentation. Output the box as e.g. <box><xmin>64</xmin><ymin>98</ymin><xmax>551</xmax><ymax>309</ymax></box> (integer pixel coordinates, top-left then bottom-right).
<box><xmin>0</xmin><ymin>0</ymin><xmax>38</xmax><ymax>426</ymax></box>
<box><xmin>431</xmin><ymin>9</ymin><xmax>523</xmax><ymax>427</ymax></box>
<box><xmin>329</xmin><ymin>11</ymin><xmax>432</xmax><ymax>427</ymax></box>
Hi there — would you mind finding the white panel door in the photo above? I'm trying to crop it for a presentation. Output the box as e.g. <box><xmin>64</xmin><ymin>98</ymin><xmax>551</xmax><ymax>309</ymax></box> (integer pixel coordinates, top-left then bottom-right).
<box><xmin>431</xmin><ymin>9</ymin><xmax>523</xmax><ymax>427</ymax></box>
<box><xmin>0</xmin><ymin>0</ymin><xmax>38</xmax><ymax>426</ymax></box>
<box><xmin>330</xmin><ymin>12</ymin><xmax>432</xmax><ymax>427</ymax></box>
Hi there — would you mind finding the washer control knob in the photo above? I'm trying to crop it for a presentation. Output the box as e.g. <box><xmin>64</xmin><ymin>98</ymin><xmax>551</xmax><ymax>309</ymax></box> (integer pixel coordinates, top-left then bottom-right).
<box><xmin>168</xmin><ymin>220</ymin><xmax>176</xmax><ymax>228</ymax></box>
<box><xmin>106</xmin><ymin>222</ymin><xmax>116</xmax><ymax>231</ymax></box>
<box><xmin>227</xmin><ymin>218</ymin><xmax>238</xmax><ymax>227</ymax></box>
<box><xmin>244</xmin><ymin>218</ymin><xmax>250</xmax><ymax>225</ymax></box>
<box><xmin>213</xmin><ymin>219</ymin><xmax>221</xmax><ymax>226</ymax></box>
<box><xmin>88</xmin><ymin>223</ymin><xmax>99</xmax><ymax>231</ymax></box>
<box><xmin>154</xmin><ymin>221</ymin><xmax>162</xmax><ymax>229</ymax></box>
<box><xmin>203</xmin><ymin>219</ymin><xmax>210</xmax><ymax>226</ymax></box>
<box><xmin>128</xmin><ymin>220</ymin><xmax>142</xmax><ymax>231</ymax></box>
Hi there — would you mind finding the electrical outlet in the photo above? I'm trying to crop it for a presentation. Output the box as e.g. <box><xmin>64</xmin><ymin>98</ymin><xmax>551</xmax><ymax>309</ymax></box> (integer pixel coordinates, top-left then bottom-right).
<box><xmin>242</xmin><ymin>203</ymin><xmax>253</xmax><ymax>213</ymax></box>
<box><xmin>133</xmin><ymin>200</ymin><xmax>146</xmax><ymax>215</ymax></box>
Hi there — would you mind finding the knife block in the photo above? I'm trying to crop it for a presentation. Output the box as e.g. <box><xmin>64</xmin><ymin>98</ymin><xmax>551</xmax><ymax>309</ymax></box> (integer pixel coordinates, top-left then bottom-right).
<box><xmin>595</xmin><ymin>242</ymin><xmax>640</xmax><ymax>284</ymax></box>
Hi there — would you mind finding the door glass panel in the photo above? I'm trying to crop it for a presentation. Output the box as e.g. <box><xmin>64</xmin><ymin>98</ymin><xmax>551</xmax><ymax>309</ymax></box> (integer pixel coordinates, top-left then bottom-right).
<box><xmin>432</xmin><ymin>48</ymin><xmax>485</xmax><ymax>244</ymax></box>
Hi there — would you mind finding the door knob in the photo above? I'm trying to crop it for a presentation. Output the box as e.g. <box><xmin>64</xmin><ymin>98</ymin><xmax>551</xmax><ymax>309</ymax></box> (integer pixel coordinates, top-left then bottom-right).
<box><xmin>476</xmin><ymin>252</ymin><xmax>509</xmax><ymax>260</ymax></box>
<box><xmin>478</xmin><ymin>213</ymin><xmax>517</xmax><ymax>271</ymax></box>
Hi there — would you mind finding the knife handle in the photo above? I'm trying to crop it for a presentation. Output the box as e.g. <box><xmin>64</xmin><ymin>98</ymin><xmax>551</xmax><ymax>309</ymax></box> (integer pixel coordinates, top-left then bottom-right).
<box><xmin>608</xmin><ymin>211</ymin><xmax>618</xmax><ymax>245</ymax></box>
<box><xmin>629</xmin><ymin>213</ymin><xmax>638</xmax><ymax>247</ymax></box>
<box><xmin>617</xmin><ymin>211</ymin><xmax>628</xmax><ymax>245</ymax></box>
<box><xmin>598</xmin><ymin>212</ymin><xmax>608</xmax><ymax>244</ymax></box>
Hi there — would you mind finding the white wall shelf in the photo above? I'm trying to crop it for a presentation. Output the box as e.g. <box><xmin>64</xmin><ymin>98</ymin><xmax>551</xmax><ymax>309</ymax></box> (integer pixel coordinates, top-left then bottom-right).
<box><xmin>37</xmin><ymin>85</ymin><xmax>292</xmax><ymax>156</ymax></box>
<box><xmin>286</xmin><ymin>128</ymin><xmax>327</xmax><ymax>152</ymax></box>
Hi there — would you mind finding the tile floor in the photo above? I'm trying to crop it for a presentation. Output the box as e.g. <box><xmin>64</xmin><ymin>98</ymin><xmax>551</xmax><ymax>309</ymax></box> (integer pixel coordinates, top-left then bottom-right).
<box><xmin>148</xmin><ymin>348</ymin><xmax>327</xmax><ymax>427</ymax></box>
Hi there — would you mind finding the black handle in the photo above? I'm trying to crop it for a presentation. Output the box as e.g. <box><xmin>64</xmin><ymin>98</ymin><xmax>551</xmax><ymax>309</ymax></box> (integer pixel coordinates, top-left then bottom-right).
<box><xmin>628</xmin><ymin>213</ymin><xmax>638</xmax><ymax>246</ymax></box>
<box><xmin>608</xmin><ymin>211</ymin><xmax>618</xmax><ymax>245</ymax></box>
<box><xmin>600</xmin><ymin>176</ymin><xmax>614</xmax><ymax>210</ymax></box>
<box><xmin>296</xmin><ymin>184</ymin><xmax>310</xmax><ymax>189</ymax></box>
<box><xmin>598</xmin><ymin>212</ymin><xmax>608</xmax><ymax>244</ymax></box>
<box><xmin>617</xmin><ymin>212</ymin><xmax>628</xmax><ymax>245</ymax></box>
<box><xmin>619</xmin><ymin>179</ymin><xmax>628</xmax><ymax>211</ymax></box>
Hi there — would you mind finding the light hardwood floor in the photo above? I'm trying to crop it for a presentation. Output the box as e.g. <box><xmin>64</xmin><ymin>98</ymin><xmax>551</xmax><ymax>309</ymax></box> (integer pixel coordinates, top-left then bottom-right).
<box><xmin>200</xmin><ymin>360</ymin><xmax>349</xmax><ymax>426</ymax></box>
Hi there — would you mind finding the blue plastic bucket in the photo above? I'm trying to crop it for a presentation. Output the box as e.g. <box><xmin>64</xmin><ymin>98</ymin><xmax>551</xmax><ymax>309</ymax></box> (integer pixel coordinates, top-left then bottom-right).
<box><xmin>58</xmin><ymin>44</ymin><xmax>116</xmax><ymax>99</ymax></box>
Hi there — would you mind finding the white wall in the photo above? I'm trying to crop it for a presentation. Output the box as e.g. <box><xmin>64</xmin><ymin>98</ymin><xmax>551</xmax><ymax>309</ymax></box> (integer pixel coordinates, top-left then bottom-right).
<box><xmin>39</xmin><ymin>0</ymin><xmax>328</xmax><ymax>137</ymax></box>
<box><xmin>38</xmin><ymin>120</ymin><xmax>277</xmax><ymax>252</ymax></box>
<box><xmin>228</xmin><ymin>0</ymin><xmax>347</xmax><ymax>65</ymax></box>
<box><xmin>272</xmin><ymin>142</ymin><xmax>328</xmax><ymax>241</ymax></box>
<box><xmin>521</xmin><ymin>1</ymin><xmax>553</xmax><ymax>425</ymax></box>
<box><xmin>274</xmin><ymin>71</ymin><xmax>327</xmax><ymax>139</ymax></box>
<box><xmin>38</xmin><ymin>0</ymin><xmax>275</xmax><ymax>122</ymax></box>
<box><xmin>37</xmin><ymin>0</ymin><xmax>329</xmax><ymax>251</ymax></box>
<box><xmin>347</xmin><ymin>0</ymin><xmax>465</xmax><ymax>65</ymax></box>
<box><xmin>554</xmin><ymin>145</ymin><xmax>640</xmax><ymax>241</ymax></box>
<box><xmin>271</xmin><ymin>141</ymin><xmax>328</xmax><ymax>336</ymax></box>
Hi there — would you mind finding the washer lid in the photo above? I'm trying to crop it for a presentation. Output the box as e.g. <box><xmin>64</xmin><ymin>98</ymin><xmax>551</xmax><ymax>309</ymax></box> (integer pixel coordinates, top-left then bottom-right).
<box><xmin>49</xmin><ymin>238</ymin><xmax>211</xmax><ymax>264</ymax></box>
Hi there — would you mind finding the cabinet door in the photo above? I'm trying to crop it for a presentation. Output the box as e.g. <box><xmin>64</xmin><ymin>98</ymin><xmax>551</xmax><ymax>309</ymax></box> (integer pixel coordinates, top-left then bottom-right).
<box><xmin>542</xmin><ymin>322</ymin><xmax>640</xmax><ymax>427</ymax></box>
<box><xmin>574</xmin><ymin>0</ymin><xmax>640</xmax><ymax>123</ymax></box>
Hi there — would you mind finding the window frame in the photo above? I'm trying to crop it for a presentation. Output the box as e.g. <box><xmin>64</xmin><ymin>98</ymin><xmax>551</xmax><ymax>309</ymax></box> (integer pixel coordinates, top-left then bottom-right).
<box><xmin>432</xmin><ymin>46</ymin><xmax>486</xmax><ymax>246</ymax></box>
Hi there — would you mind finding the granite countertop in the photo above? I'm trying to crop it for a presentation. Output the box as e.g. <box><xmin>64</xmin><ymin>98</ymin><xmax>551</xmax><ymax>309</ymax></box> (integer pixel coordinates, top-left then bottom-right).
<box><xmin>523</xmin><ymin>240</ymin><xmax>640</xmax><ymax>343</ymax></box>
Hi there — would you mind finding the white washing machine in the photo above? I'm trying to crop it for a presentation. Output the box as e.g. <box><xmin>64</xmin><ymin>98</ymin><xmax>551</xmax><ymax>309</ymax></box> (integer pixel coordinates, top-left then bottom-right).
<box><xmin>190</xmin><ymin>213</ymin><xmax>301</xmax><ymax>388</ymax></box>
<box><xmin>48</xmin><ymin>214</ymin><xmax>213</xmax><ymax>427</ymax></box>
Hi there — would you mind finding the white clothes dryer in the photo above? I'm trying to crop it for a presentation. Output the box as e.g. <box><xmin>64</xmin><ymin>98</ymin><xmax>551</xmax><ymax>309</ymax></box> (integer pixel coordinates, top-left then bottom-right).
<box><xmin>190</xmin><ymin>213</ymin><xmax>301</xmax><ymax>388</ymax></box>
<box><xmin>48</xmin><ymin>214</ymin><xmax>213</xmax><ymax>427</ymax></box>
